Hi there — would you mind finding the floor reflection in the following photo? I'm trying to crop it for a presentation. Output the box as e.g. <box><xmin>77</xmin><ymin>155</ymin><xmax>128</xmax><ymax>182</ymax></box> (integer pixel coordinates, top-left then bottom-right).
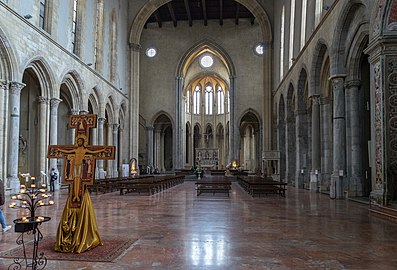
<box><xmin>189</xmin><ymin>234</ymin><xmax>226</xmax><ymax>266</ymax></box>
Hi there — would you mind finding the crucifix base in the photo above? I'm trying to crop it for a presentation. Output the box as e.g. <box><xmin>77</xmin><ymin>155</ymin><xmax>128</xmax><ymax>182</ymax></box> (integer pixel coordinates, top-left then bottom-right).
<box><xmin>54</xmin><ymin>189</ymin><xmax>102</xmax><ymax>253</ymax></box>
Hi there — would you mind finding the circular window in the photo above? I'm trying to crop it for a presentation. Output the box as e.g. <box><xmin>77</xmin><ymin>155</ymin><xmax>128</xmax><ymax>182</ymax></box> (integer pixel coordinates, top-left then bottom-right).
<box><xmin>254</xmin><ymin>43</ymin><xmax>264</xmax><ymax>55</ymax></box>
<box><xmin>200</xmin><ymin>55</ymin><xmax>214</xmax><ymax>68</ymax></box>
<box><xmin>146</xmin><ymin>47</ymin><xmax>157</xmax><ymax>58</ymax></box>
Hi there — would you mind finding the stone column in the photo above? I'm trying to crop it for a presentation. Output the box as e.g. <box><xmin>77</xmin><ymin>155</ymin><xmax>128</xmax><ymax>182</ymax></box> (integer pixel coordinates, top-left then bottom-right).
<box><xmin>0</xmin><ymin>81</ymin><xmax>8</xmax><ymax>179</ymax></box>
<box><xmin>112</xmin><ymin>124</ymin><xmax>119</xmax><ymax>177</ymax></box>
<box><xmin>295</xmin><ymin>109</ymin><xmax>307</xmax><ymax>188</ymax></box>
<box><xmin>160</xmin><ymin>131</ymin><xmax>165</xmax><ymax>172</ymax></box>
<box><xmin>346</xmin><ymin>80</ymin><xmax>363</xmax><ymax>196</ymax></box>
<box><xmin>129</xmin><ymin>43</ymin><xmax>140</xmax><ymax>164</ymax></box>
<box><xmin>175</xmin><ymin>76</ymin><xmax>183</xmax><ymax>170</ymax></box>
<box><xmin>49</xmin><ymin>98</ymin><xmax>62</xmax><ymax>190</ymax></box>
<box><xmin>154</xmin><ymin>129</ymin><xmax>161</xmax><ymax>171</ymax></box>
<box><xmin>118</xmin><ymin>127</ymin><xmax>124</xmax><ymax>175</ymax></box>
<box><xmin>229</xmin><ymin>76</ymin><xmax>236</xmax><ymax>162</ymax></box>
<box><xmin>38</xmin><ymin>96</ymin><xmax>49</xmax><ymax>186</ymax></box>
<box><xmin>147</xmin><ymin>126</ymin><xmax>154</xmax><ymax>168</ymax></box>
<box><xmin>320</xmin><ymin>97</ymin><xmax>332</xmax><ymax>186</ymax></box>
<box><xmin>97</xmin><ymin>117</ymin><xmax>106</xmax><ymax>178</ymax></box>
<box><xmin>310</xmin><ymin>95</ymin><xmax>321</xmax><ymax>192</ymax></box>
<box><xmin>330</xmin><ymin>76</ymin><xmax>346</xmax><ymax>199</ymax></box>
<box><xmin>106</xmin><ymin>122</ymin><xmax>113</xmax><ymax>177</ymax></box>
<box><xmin>7</xmin><ymin>82</ymin><xmax>25</xmax><ymax>193</ymax></box>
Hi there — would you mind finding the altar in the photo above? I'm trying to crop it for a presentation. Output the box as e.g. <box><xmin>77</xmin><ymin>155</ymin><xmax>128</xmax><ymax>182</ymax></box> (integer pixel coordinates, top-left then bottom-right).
<box><xmin>195</xmin><ymin>148</ymin><xmax>219</xmax><ymax>169</ymax></box>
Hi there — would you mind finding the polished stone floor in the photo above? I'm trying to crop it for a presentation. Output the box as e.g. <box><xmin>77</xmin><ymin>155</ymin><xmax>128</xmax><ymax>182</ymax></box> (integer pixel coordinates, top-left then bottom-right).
<box><xmin>1</xmin><ymin>180</ymin><xmax>397</xmax><ymax>269</ymax></box>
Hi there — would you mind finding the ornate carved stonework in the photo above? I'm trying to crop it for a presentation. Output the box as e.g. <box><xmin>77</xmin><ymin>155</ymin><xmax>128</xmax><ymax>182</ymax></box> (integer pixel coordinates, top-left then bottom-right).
<box><xmin>331</xmin><ymin>77</ymin><xmax>344</xmax><ymax>90</ymax></box>
<box><xmin>374</xmin><ymin>62</ymin><xmax>383</xmax><ymax>188</ymax></box>
<box><xmin>386</xmin><ymin>57</ymin><xmax>397</xmax><ymax>200</ymax></box>
<box><xmin>372</xmin><ymin>0</ymin><xmax>385</xmax><ymax>37</ymax></box>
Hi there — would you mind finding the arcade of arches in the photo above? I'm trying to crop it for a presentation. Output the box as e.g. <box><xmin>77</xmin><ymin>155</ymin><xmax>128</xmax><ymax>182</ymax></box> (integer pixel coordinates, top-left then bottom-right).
<box><xmin>0</xmin><ymin>0</ymin><xmax>396</xmax><ymax>221</ymax></box>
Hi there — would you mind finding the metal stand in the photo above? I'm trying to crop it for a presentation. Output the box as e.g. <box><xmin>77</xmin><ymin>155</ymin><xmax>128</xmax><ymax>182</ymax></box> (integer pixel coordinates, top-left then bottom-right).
<box><xmin>9</xmin><ymin>217</ymin><xmax>50</xmax><ymax>270</ymax></box>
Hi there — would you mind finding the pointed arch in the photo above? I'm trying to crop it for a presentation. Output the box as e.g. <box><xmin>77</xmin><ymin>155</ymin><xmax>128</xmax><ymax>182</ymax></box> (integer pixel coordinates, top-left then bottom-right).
<box><xmin>330</xmin><ymin>1</ymin><xmax>368</xmax><ymax>76</ymax></box>
<box><xmin>24</xmin><ymin>57</ymin><xmax>56</xmax><ymax>98</ymax></box>
<box><xmin>60</xmin><ymin>70</ymin><xmax>83</xmax><ymax>110</ymax></box>
<box><xmin>310</xmin><ymin>40</ymin><xmax>329</xmax><ymax>96</ymax></box>
<box><xmin>0</xmin><ymin>28</ymin><xmax>17</xmax><ymax>81</ymax></box>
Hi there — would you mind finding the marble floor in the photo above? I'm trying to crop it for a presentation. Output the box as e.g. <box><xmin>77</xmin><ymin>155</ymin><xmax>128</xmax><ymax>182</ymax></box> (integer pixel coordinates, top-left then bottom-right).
<box><xmin>1</xmin><ymin>180</ymin><xmax>397</xmax><ymax>270</ymax></box>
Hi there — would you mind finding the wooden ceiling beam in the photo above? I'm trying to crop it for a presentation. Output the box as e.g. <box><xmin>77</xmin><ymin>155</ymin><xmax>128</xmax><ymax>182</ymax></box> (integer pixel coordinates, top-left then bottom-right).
<box><xmin>154</xmin><ymin>10</ymin><xmax>162</xmax><ymax>28</ymax></box>
<box><xmin>235</xmin><ymin>2</ymin><xmax>240</xmax><ymax>25</ymax></box>
<box><xmin>167</xmin><ymin>2</ymin><xmax>177</xmax><ymax>27</ymax></box>
<box><xmin>183</xmin><ymin>0</ymin><xmax>192</xmax><ymax>27</ymax></box>
<box><xmin>202</xmin><ymin>0</ymin><xmax>207</xmax><ymax>26</ymax></box>
<box><xmin>219</xmin><ymin>0</ymin><xmax>223</xmax><ymax>26</ymax></box>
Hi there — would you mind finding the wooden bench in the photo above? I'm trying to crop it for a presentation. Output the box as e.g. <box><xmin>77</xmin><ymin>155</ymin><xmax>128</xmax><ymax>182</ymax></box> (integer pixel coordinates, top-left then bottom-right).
<box><xmin>237</xmin><ymin>176</ymin><xmax>287</xmax><ymax>197</ymax></box>
<box><xmin>195</xmin><ymin>176</ymin><xmax>232</xmax><ymax>197</ymax></box>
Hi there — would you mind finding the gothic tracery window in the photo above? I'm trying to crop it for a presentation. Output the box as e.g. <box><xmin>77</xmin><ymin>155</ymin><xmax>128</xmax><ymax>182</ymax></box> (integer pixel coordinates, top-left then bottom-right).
<box><xmin>217</xmin><ymin>86</ymin><xmax>224</xmax><ymax>115</ymax></box>
<box><xmin>289</xmin><ymin>0</ymin><xmax>295</xmax><ymax>67</ymax></box>
<box><xmin>300</xmin><ymin>0</ymin><xmax>307</xmax><ymax>50</ymax></box>
<box><xmin>280</xmin><ymin>5</ymin><xmax>285</xmax><ymax>80</ymax></box>
<box><xmin>193</xmin><ymin>85</ymin><xmax>201</xmax><ymax>115</ymax></box>
<box><xmin>205</xmin><ymin>85</ymin><xmax>213</xmax><ymax>115</ymax></box>
<box><xmin>72</xmin><ymin>0</ymin><xmax>79</xmax><ymax>54</ymax></box>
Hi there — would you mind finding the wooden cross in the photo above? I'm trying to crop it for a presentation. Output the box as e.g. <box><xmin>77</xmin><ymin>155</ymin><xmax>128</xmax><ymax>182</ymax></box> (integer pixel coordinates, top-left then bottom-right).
<box><xmin>48</xmin><ymin>114</ymin><xmax>115</xmax><ymax>207</ymax></box>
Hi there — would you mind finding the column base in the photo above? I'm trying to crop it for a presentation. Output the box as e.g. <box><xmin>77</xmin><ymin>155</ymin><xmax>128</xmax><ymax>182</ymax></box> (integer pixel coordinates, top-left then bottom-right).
<box><xmin>8</xmin><ymin>176</ymin><xmax>20</xmax><ymax>194</ymax></box>
<box><xmin>310</xmin><ymin>173</ymin><xmax>320</xmax><ymax>192</ymax></box>
<box><xmin>370</xmin><ymin>188</ymin><xmax>385</xmax><ymax>206</ymax></box>
<box><xmin>330</xmin><ymin>174</ymin><xmax>344</xmax><ymax>199</ymax></box>
<box><xmin>348</xmin><ymin>176</ymin><xmax>364</xmax><ymax>197</ymax></box>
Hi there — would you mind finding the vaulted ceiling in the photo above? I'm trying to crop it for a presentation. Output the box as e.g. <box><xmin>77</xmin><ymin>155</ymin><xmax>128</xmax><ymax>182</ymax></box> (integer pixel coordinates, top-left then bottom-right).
<box><xmin>145</xmin><ymin>0</ymin><xmax>255</xmax><ymax>28</ymax></box>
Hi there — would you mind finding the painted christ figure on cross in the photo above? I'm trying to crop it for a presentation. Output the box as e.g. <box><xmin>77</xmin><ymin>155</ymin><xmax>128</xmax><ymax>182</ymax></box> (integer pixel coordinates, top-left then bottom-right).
<box><xmin>47</xmin><ymin>114</ymin><xmax>115</xmax><ymax>253</ymax></box>
<box><xmin>48</xmin><ymin>114</ymin><xmax>114</xmax><ymax>204</ymax></box>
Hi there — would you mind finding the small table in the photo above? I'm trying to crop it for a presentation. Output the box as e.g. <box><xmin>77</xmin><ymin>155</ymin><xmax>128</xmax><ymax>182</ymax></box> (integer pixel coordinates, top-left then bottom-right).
<box><xmin>10</xmin><ymin>216</ymin><xmax>51</xmax><ymax>270</ymax></box>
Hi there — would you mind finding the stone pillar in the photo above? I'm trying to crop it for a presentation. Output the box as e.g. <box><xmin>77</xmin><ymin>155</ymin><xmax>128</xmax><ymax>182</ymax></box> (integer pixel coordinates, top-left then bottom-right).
<box><xmin>129</xmin><ymin>43</ymin><xmax>140</xmax><ymax>164</ymax></box>
<box><xmin>320</xmin><ymin>97</ymin><xmax>332</xmax><ymax>188</ymax></box>
<box><xmin>49</xmin><ymin>98</ymin><xmax>62</xmax><ymax>190</ymax></box>
<box><xmin>118</xmin><ymin>127</ymin><xmax>123</xmax><ymax>175</ymax></box>
<box><xmin>310</xmin><ymin>95</ymin><xmax>321</xmax><ymax>192</ymax></box>
<box><xmin>112</xmin><ymin>124</ymin><xmax>119</xmax><ymax>177</ymax></box>
<box><xmin>106</xmin><ymin>122</ymin><xmax>113</xmax><ymax>177</ymax></box>
<box><xmin>346</xmin><ymin>80</ymin><xmax>363</xmax><ymax>197</ymax></box>
<box><xmin>0</xmin><ymin>81</ymin><xmax>8</xmax><ymax>180</ymax></box>
<box><xmin>175</xmin><ymin>76</ymin><xmax>183</xmax><ymax>170</ymax></box>
<box><xmin>229</xmin><ymin>76</ymin><xmax>236</xmax><ymax>162</ymax></box>
<box><xmin>147</xmin><ymin>126</ymin><xmax>154</xmax><ymax>168</ymax></box>
<box><xmin>160</xmin><ymin>131</ymin><xmax>165</xmax><ymax>172</ymax></box>
<box><xmin>330</xmin><ymin>76</ymin><xmax>346</xmax><ymax>199</ymax></box>
<box><xmin>295</xmin><ymin>109</ymin><xmax>307</xmax><ymax>188</ymax></box>
<box><xmin>97</xmin><ymin>117</ymin><xmax>106</xmax><ymax>178</ymax></box>
<box><xmin>154</xmin><ymin>129</ymin><xmax>161</xmax><ymax>171</ymax></box>
<box><xmin>7</xmin><ymin>82</ymin><xmax>25</xmax><ymax>193</ymax></box>
<box><xmin>38</xmin><ymin>96</ymin><xmax>49</xmax><ymax>186</ymax></box>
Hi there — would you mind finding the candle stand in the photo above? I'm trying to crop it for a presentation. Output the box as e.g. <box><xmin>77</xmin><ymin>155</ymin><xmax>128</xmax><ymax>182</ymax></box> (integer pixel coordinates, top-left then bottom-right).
<box><xmin>8</xmin><ymin>176</ymin><xmax>55</xmax><ymax>270</ymax></box>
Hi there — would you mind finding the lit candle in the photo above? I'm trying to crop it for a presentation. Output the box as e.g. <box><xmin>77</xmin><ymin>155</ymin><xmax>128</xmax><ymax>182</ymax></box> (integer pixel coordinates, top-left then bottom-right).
<box><xmin>49</xmin><ymin>200</ymin><xmax>54</xmax><ymax>205</ymax></box>
<box><xmin>11</xmin><ymin>195</ymin><xmax>17</xmax><ymax>200</ymax></box>
<box><xmin>31</xmin><ymin>184</ymin><xmax>36</xmax><ymax>188</ymax></box>
<box><xmin>17</xmin><ymin>194</ymin><xmax>22</xmax><ymax>199</ymax></box>
<box><xmin>20</xmin><ymin>189</ymin><xmax>25</xmax><ymax>194</ymax></box>
<box><xmin>9</xmin><ymin>204</ymin><xmax>13</xmax><ymax>208</ymax></box>
<box><xmin>22</xmin><ymin>201</ymin><xmax>27</xmax><ymax>205</ymax></box>
<box><xmin>20</xmin><ymin>185</ymin><xmax>26</xmax><ymax>189</ymax></box>
<box><xmin>41</xmin><ymin>184</ymin><xmax>46</xmax><ymax>187</ymax></box>
<box><xmin>39</xmin><ymin>189</ymin><xmax>45</xmax><ymax>193</ymax></box>
<box><xmin>21</xmin><ymin>216</ymin><xmax>28</xmax><ymax>222</ymax></box>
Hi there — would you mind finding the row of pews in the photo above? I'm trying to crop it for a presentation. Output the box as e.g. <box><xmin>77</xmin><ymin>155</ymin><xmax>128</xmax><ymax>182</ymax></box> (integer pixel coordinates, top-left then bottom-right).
<box><xmin>195</xmin><ymin>176</ymin><xmax>232</xmax><ymax>197</ymax></box>
<box><xmin>88</xmin><ymin>175</ymin><xmax>184</xmax><ymax>196</ymax></box>
<box><xmin>237</xmin><ymin>176</ymin><xmax>287</xmax><ymax>197</ymax></box>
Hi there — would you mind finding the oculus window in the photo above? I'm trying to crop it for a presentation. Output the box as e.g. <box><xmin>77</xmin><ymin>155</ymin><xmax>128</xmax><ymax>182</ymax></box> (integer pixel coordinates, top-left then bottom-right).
<box><xmin>146</xmin><ymin>47</ymin><xmax>157</xmax><ymax>58</ymax></box>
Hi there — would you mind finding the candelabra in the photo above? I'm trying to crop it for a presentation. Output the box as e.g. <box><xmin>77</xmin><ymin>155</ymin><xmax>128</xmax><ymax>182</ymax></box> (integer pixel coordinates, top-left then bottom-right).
<box><xmin>8</xmin><ymin>176</ymin><xmax>54</xmax><ymax>270</ymax></box>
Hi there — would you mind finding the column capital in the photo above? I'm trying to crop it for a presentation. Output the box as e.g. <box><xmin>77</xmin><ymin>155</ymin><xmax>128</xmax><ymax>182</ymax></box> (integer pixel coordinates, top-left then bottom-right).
<box><xmin>310</xmin><ymin>95</ymin><xmax>321</xmax><ymax>105</ymax></box>
<box><xmin>98</xmin><ymin>117</ymin><xmax>106</xmax><ymax>125</ymax></box>
<box><xmin>129</xmin><ymin>43</ymin><xmax>141</xmax><ymax>51</ymax></box>
<box><xmin>50</xmin><ymin>98</ymin><xmax>62</xmax><ymax>109</ymax></box>
<box><xmin>330</xmin><ymin>76</ymin><xmax>345</xmax><ymax>90</ymax></box>
<box><xmin>0</xmin><ymin>80</ymin><xmax>7</xmax><ymax>89</ymax></box>
<box><xmin>38</xmin><ymin>96</ymin><xmax>49</xmax><ymax>104</ymax></box>
<box><xmin>71</xmin><ymin>109</ymin><xmax>80</xmax><ymax>115</ymax></box>
<box><xmin>9</xmin><ymin>81</ymin><xmax>25</xmax><ymax>95</ymax></box>
<box><xmin>112</xmin><ymin>123</ymin><xmax>120</xmax><ymax>132</ymax></box>
<box><xmin>79</xmin><ymin>110</ymin><xmax>89</xmax><ymax>115</ymax></box>
<box><xmin>345</xmin><ymin>80</ymin><xmax>361</xmax><ymax>89</ymax></box>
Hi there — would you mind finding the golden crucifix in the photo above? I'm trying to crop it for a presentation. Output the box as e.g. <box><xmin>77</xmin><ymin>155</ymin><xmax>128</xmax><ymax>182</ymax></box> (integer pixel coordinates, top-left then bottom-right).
<box><xmin>48</xmin><ymin>114</ymin><xmax>114</xmax><ymax>206</ymax></box>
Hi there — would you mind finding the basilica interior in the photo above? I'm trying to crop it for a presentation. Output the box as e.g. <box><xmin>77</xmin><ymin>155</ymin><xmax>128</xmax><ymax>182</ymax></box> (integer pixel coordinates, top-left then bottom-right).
<box><xmin>1</xmin><ymin>0</ymin><xmax>397</xmax><ymax>269</ymax></box>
